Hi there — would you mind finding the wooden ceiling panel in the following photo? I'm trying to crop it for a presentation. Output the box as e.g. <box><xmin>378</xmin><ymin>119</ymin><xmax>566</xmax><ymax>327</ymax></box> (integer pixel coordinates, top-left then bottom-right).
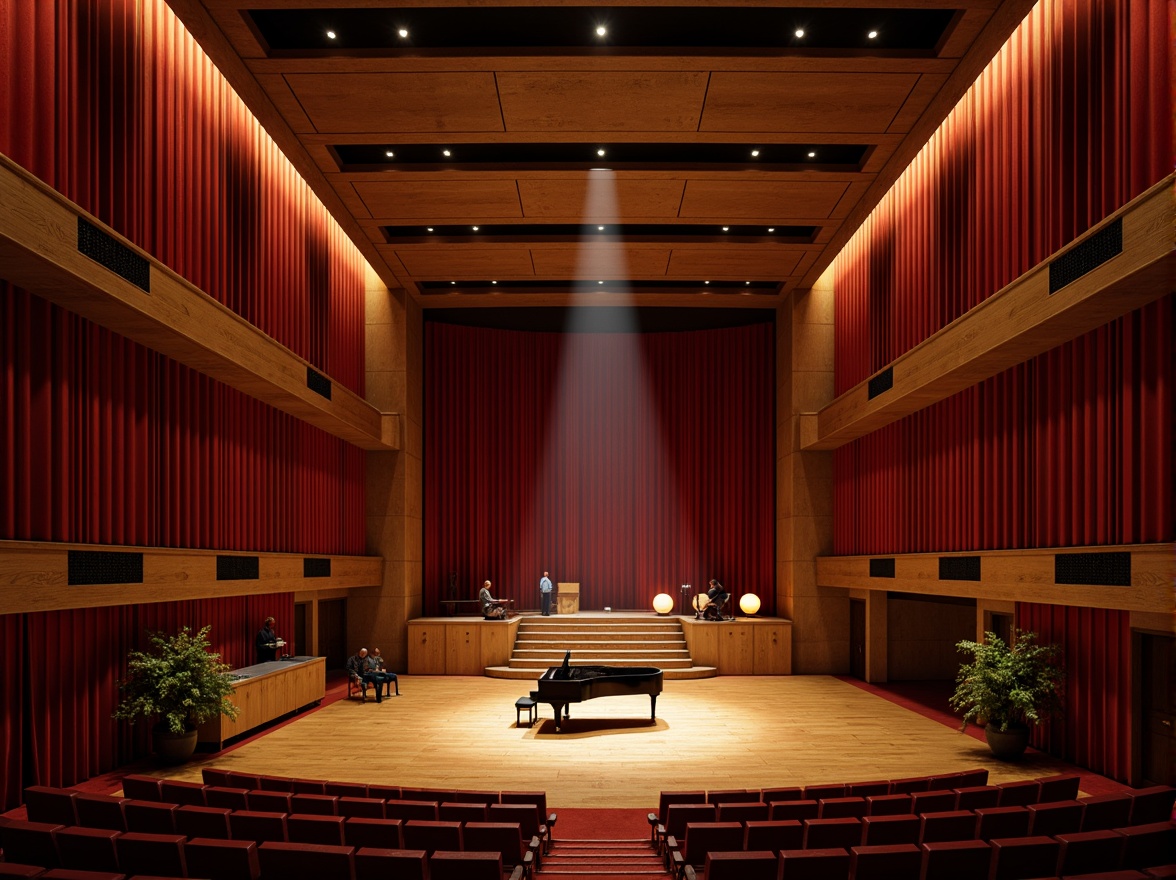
<box><xmin>284</xmin><ymin>73</ymin><xmax>505</xmax><ymax>133</ymax></box>
<box><xmin>530</xmin><ymin>247</ymin><xmax>672</xmax><ymax>277</ymax></box>
<box><xmin>667</xmin><ymin>248</ymin><xmax>804</xmax><ymax>277</ymax></box>
<box><xmin>700</xmin><ymin>72</ymin><xmax>921</xmax><ymax>133</ymax></box>
<box><xmin>390</xmin><ymin>248</ymin><xmax>536</xmax><ymax>278</ymax></box>
<box><xmin>497</xmin><ymin>71</ymin><xmax>709</xmax><ymax>131</ymax></box>
<box><xmin>353</xmin><ymin>180</ymin><xmax>523</xmax><ymax>220</ymax></box>
<box><xmin>679</xmin><ymin>181</ymin><xmax>849</xmax><ymax>219</ymax></box>
<box><xmin>519</xmin><ymin>179</ymin><xmax>687</xmax><ymax>219</ymax></box>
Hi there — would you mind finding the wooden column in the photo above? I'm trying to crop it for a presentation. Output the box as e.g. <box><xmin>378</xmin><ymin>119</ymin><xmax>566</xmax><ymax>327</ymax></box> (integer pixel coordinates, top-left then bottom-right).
<box><xmin>356</xmin><ymin>268</ymin><xmax>424</xmax><ymax>672</ymax></box>
<box><xmin>778</xmin><ymin>270</ymin><xmax>846</xmax><ymax>673</ymax></box>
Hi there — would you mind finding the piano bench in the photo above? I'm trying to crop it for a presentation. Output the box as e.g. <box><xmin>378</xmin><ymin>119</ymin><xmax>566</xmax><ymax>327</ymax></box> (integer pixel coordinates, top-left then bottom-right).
<box><xmin>515</xmin><ymin>697</ymin><xmax>537</xmax><ymax>727</ymax></box>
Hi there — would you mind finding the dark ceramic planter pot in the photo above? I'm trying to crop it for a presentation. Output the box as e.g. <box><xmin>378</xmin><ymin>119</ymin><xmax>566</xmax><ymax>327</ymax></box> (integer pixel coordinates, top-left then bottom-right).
<box><xmin>984</xmin><ymin>723</ymin><xmax>1029</xmax><ymax>761</ymax></box>
<box><xmin>153</xmin><ymin>726</ymin><xmax>199</xmax><ymax>764</ymax></box>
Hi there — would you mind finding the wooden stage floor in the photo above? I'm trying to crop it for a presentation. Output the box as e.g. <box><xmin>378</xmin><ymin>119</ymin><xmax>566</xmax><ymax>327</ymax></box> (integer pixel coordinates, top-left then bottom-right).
<box><xmin>157</xmin><ymin>676</ymin><xmax>1092</xmax><ymax>809</ymax></box>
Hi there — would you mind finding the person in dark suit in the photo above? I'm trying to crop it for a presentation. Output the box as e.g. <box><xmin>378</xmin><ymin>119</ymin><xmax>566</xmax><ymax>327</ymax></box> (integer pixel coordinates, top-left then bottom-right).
<box><xmin>255</xmin><ymin>616</ymin><xmax>278</xmax><ymax>662</ymax></box>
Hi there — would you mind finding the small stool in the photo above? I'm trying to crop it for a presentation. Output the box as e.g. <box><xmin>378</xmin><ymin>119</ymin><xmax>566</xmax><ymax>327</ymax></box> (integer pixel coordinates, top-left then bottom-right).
<box><xmin>515</xmin><ymin>697</ymin><xmax>537</xmax><ymax>727</ymax></box>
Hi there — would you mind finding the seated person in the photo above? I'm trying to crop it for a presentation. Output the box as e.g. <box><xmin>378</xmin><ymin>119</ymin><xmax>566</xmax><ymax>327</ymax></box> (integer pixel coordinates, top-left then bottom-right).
<box><xmin>366</xmin><ymin>647</ymin><xmax>399</xmax><ymax>696</ymax></box>
<box><xmin>479</xmin><ymin>580</ymin><xmax>508</xmax><ymax>619</ymax></box>
<box><xmin>701</xmin><ymin>579</ymin><xmax>729</xmax><ymax>620</ymax></box>
<box><xmin>346</xmin><ymin>647</ymin><xmax>390</xmax><ymax>703</ymax></box>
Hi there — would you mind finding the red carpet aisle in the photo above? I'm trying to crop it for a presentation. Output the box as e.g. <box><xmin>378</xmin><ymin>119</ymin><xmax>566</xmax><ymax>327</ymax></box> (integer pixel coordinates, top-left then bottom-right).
<box><xmin>544</xmin><ymin>810</ymin><xmax>670</xmax><ymax>878</ymax></box>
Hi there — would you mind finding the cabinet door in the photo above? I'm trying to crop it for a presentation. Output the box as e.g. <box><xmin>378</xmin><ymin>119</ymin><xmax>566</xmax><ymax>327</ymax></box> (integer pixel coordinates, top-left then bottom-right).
<box><xmin>754</xmin><ymin>624</ymin><xmax>791</xmax><ymax>674</ymax></box>
<box><xmin>445</xmin><ymin>624</ymin><xmax>482</xmax><ymax>675</ymax></box>
<box><xmin>409</xmin><ymin>623</ymin><xmax>446</xmax><ymax>674</ymax></box>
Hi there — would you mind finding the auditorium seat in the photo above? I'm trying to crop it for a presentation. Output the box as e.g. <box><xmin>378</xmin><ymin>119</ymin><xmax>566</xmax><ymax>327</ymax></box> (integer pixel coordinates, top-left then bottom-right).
<box><xmin>204</xmin><ymin>787</ymin><xmax>250</xmax><ymax>811</ymax></box>
<box><xmin>449</xmin><ymin>790</ymin><xmax>498</xmax><ymax>806</ymax></box>
<box><xmin>488</xmin><ymin>803</ymin><xmax>551</xmax><ymax>855</ymax></box>
<box><xmin>1036</xmin><ymin>775</ymin><xmax>1082</xmax><ymax>804</ymax></box>
<box><xmin>354</xmin><ymin>847</ymin><xmax>427</xmax><ymax>880</ymax></box>
<box><xmin>658</xmin><ymin>804</ymin><xmax>716</xmax><ymax>855</ymax></box>
<box><xmin>674</xmin><ymin>821</ymin><xmax>744</xmax><ymax>876</ymax></box>
<box><xmin>802</xmin><ymin>783</ymin><xmax>845</xmax><ymax>801</ymax></box>
<box><xmin>769</xmin><ymin>800</ymin><xmax>818</xmax><ymax>822</ymax></box>
<box><xmin>778</xmin><ymin>847</ymin><xmax>850</xmax><ymax>880</ymax></box>
<box><xmin>1054</xmin><ymin>829</ymin><xmax>1126</xmax><ymax>876</ymax></box>
<box><xmin>365</xmin><ymin>784</ymin><xmax>401</xmax><ymax>801</ymax></box>
<box><xmin>257</xmin><ymin>841</ymin><xmax>355</xmax><ymax>880</ymax></box>
<box><xmin>429</xmin><ymin>850</ymin><xmax>517</xmax><ymax>880</ymax></box>
<box><xmin>818</xmin><ymin>796</ymin><xmax>867</xmax><ymax>819</ymax></box>
<box><xmin>1117</xmin><ymin>822</ymin><xmax>1176</xmax><ymax>870</ymax></box>
<box><xmin>123</xmin><ymin>799</ymin><xmax>177</xmax><ymax>836</ymax></box>
<box><xmin>1126</xmin><ymin>787</ymin><xmax>1176</xmax><ymax>825</ymax></box>
<box><xmin>919</xmin><ymin>810</ymin><xmax>979</xmax><ymax>844</ymax></box>
<box><xmin>1027</xmin><ymin>800</ymin><xmax>1084</xmax><ymax>837</ymax></box>
<box><xmin>341</xmin><ymin>817</ymin><xmax>404</xmax><ymax>850</ymax></box>
<box><xmin>382</xmin><ymin>799</ymin><xmax>439</xmax><ymax>822</ymax></box>
<box><xmin>802</xmin><ymin>817</ymin><xmax>861</xmax><ymax>849</ymax></box>
<box><xmin>743</xmin><ymin>819</ymin><xmax>802</xmax><ymax>852</ymax></box>
<box><xmin>760</xmin><ymin>787</ymin><xmax>804</xmax><ymax>804</ymax></box>
<box><xmin>74</xmin><ymin>795</ymin><xmax>128</xmax><ymax>833</ymax></box>
<box><xmin>184</xmin><ymin>836</ymin><xmax>260</xmax><ymax>880</ymax></box>
<box><xmin>290</xmin><ymin>779</ymin><xmax>327</xmax><ymax>796</ymax></box>
<box><xmin>0</xmin><ymin>864</ymin><xmax>44</xmax><ymax>876</ymax></box>
<box><xmin>113</xmin><ymin>832</ymin><xmax>187</xmax><ymax>878</ymax></box>
<box><xmin>323</xmin><ymin>781</ymin><xmax>367</xmax><ymax>799</ymax></box>
<box><xmin>987</xmin><ymin>835</ymin><xmax>1059</xmax><ymax>880</ymax></box>
<box><xmin>23</xmin><ymin>788</ymin><xmax>78</xmax><ymax>827</ymax></box>
<box><xmin>174</xmin><ymin>804</ymin><xmax>232</xmax><ymax>839</ymax></box>
<box><xmin>256</xmin><ymin>776</ymin><xmax>294</xmax><ymax>793</ymax></box>
<box><xmin>890</xmin><ymin>776</ymin><xmax>932</xmax><ymax>795</ymax></box>
<box><xmin>950</xmin><ymin>770</ymin><xmax>990</xmax><ymax>789</ymax></box>
<box><xmin>402</xmin><ymin>819</ymin><xmax>462</xmax><ymax>855</ymax></box>
<box><xmin>499</xmin><ymin>791</ymin><xmax>557</xmax><ymax>837</ymax></box>
<box><xmin>461</xmin><ymin>821</ymin><xmax>536</xmax><ymax>879</ymax></box>
<box><xmin>1062</xmin><ymin>872</ymin><xmax>1148</xmax><ymax>879</ymax></box>
<box><xmin>286</xmin><ymin>814</ymin><xmax>346</xmax><ymax>846</ymax></box>
<box><xmin>848</xmin><ymin>781</ymin><xmax>891</xmax><ymax>799</ymax></box>
<box><xmin>289</xmin><ymin>793</ymin><xmax>338</xmax><ymax>816</ymax></box>
<box><xmin>911</xmin><ymin>791</ymin><xmax>958</xmax><ymax>815</ymax></box>
<box><xmin>401</xmin><ymin>787</ymin><xmax>456</xmax><ymax>804</ymax></box>
<box><xmin>337</xmin><ymin>797</ymin><xmax>386</xmax><ymax>820</ymax></box>
<box><xmin>224</xmin><ymin>772</ymin><xmax>262</xmax><ymax>791</ymax></box>
<box><xmin>439</xmin><ymin>801</ymin><xmax>486</xmax><ymax>823</ymax></box>
<box><xmin>849</xmin><ymin>843</ymin><xmax>922</xmax><ymax>879</ymax></box>
<box><xmin>918</xmin><ymin>839</ymin><xmax>993</xmax><ymax>880</ymax></box>
<box><xmin>699</xmin><ymin>850</ymin><xmax>778</xmax><ymax>880</ymax></box>
<box><xmin>866</xmin><ymin>794</ymin><xmax>913</xmax><ymax>816</ymax></box>
<box><xmin>650</xmin><ymin>792</ymin><xmax>708</xmax><ymax>842</ymax></box>
<box><xmin>1143</xmin><ymin>867</ymin><xmax>1176</xmax><ymax>879</ymax></box>
<box><xmin>1080</xmin><ymin>794</ymin><xmax>1134</xmax><ymax>831</ymax></box>
<box><xmin>715</xmin><ymin>802</ymin><xmax>768</xmax><ymax>823</ymax></box>
<box><xmin>926</xmin><ymin>773</ymin><xmax>966</xmax><ymax>792</ymax></box>
<box><xmin>975</xmin><ymin>806</ymin><xmax>1030</xmax><ymax>841</ymax></box>
<box><xmin>954</xmin><ymin>786</ymin><xmax>1001</xmax><ymax>811</ymax></box>
<box><xmin>227</xmin><ymin>810</ymin><xmax>288</xmax><ymax>844</ymax></box>
<box><xmin>200</xmin><ymin>768</ymin><xmax>233</xmax><ymax>788</ymax></box>
<box><xmin>158</xmin><ymin>779</ymin><xmax>208</xmax><ymax>807</ymax></box>
<box><xmin>120</xmin><ymin>775</ymin><xmax>162</xmax><ymax>802</ymax></box>
<box><xmin>861</xmin><ymin>814</ymin><xmax>921</xmax><ymax>846</ymax></box>
<box><xmin>996</xmin><ymin>780</ymin><xmax>1041</xmax><ymax>807</ymax></box>
<box><xmin>39</xmin><ymin>872</ymin><xmax>126</xmax><ymax>880</ymax></box>
<box><xmin>0</xmin><ymin>819</ymin><xmax>64</xmax><ymax>868</ymax></box>
<box><xmin>55</xmin><ymin>827</ymin><xmax>120</xmax><ymax>873</ymax></box>
<box><xmin>245</xmin><ymin>790</ymin><xmax>291</xmax><ymax>814</ymax></box>
<box><xmin>706</xmin><ymin>790</ymin><xmax>759</xmax><ymax>805</ymax></box>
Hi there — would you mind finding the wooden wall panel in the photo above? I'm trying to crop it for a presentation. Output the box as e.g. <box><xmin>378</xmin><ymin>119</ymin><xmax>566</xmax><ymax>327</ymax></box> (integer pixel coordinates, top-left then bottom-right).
<box><xmin>518</xmin><ymin>179</ymin><xmax>687</xmax><ymax>220</ymax></box>
<box><xmin>391</xmin><ymin>248</ymin><xmax>536</xmax><ymax>278</ymax></box>
<box><xmin>678</xmin><ymin>181</ymin><xmax>849</xmax><ymax>219</ymax></box>
<box><xmin>497</xmin><ymin>71</ymin><xmax>708</xmax><ymax>131</ymax></box>
<box><xmin>887</xmin><ymin>596</ymin><xmax>974</xmax><ymax>680</ymax></box>
<box><xmin>355</xmin><ymin>180</ymin><xmax>523</xmax><ymax>219</ymax></box>
<box><xmin>408</xmin><ymin>623</ymin><xmax>447</xmax><ymax>674</ymax></box>
<box><xmin>530</xmin><ymin>247</ymin><xmax>671</xmax><ymax>277</ymax></box>
<box><xmin>284</xmin><ymin>73</ymin><xmax>506</xmax><ymax>133</ymax></box>
<box><xmin>700</xmin><ymin>72</ymin><xmax>920</xmax><ymax>132</ymax></box>
<box><xmin>445</xmin><ymin>622</ymin><xmax>482</xmax><ymax>675</ymax></box>
<box><xmin>667</xmin><ymin>248</ymin><xmax>803</xmax><ymax>277</ymax></box>
<box><xmin>718</xmin><ymin>624</ymin><xmax>756</xmax><ymax>674</ymax></box>
<box><xmin>753</xmin><ymin>623</ymin><xmax>792</xmax><ymax>674</ymax></box>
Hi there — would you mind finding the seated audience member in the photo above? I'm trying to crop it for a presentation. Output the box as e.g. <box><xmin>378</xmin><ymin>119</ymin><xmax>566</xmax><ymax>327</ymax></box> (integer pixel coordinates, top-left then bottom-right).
<box><xmin>346</xmin><ymin>647</ymin><xmax>389</xmax><ymax>703</ymax></box>
<box><xmin>479</xmin><ymin>580</ymin><xmax>508</xmax><ymax>619</ymax></box>
<box><xmin>366</xmin><ymin>647</ymin><xmax>399</xmax><ymax>696</ymax></box>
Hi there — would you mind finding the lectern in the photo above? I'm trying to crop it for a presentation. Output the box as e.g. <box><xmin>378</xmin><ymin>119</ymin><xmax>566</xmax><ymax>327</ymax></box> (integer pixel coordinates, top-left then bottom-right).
<box><xmin>557</xmin><ymin>582</ymin><xmax>580</xmax><ymax>615</ymax></box>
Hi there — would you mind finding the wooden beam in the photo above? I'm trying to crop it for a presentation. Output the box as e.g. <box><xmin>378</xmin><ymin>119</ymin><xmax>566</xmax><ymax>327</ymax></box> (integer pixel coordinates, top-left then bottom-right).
<box><xmin>0</xmin><ymin>540</ymin><xmax>384</xmax><ymax>615</ymax></box>
<box><xmin>805</xmin><ymin>175</ymin><xmax>1175</xmax><ymax>450</ymax></box>
<box><xmin>816</xmin><ymin>543</ymin><xmax>1175</xmax><ymax>614</ymax></box>
<box><xmin>0</xmin><ymin>153</ymin><xmax>398</xmax><ymax>452</ymax></box>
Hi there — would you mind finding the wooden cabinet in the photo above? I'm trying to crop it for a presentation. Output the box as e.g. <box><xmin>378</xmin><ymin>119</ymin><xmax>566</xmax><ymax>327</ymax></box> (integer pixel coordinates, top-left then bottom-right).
<box><xmin>409</xmin><ymin>623</ymin><xmax>446</xmax><ymax>674</ymax></box>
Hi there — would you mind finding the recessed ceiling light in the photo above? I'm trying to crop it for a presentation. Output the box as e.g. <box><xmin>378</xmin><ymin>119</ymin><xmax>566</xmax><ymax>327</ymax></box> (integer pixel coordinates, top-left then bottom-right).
<box><xmin>807</xmin><ymin>151</ymin><xmax>817</xmax><ymax>158</ymax></box>
<box><xmin>597</xmin><ymin>225</ymin><xmax>605</xmax><ymax>231</ymax></box>
<box><xmin>596</xmin><ymin>148</ymin><xmax>606</xmax><ymax>157</ymax></box>
<box><xmin>868</xmin><ymin>30</ymin><xmax>879</xmax><ymax>39</ymax></box>
<box><xmin>598</xmin><ymin>281</ymin><xmax>604</xmax><ymax>285</ymax></box>
<box><xmin>491</xmin><ymin>280</ymin><xmax>497</xmax><ymax>285</ymax></box>
<box><xmin>768</xmin><ymin>227</ymin><xmax>775</xmax><ymax>233</ymax></box>
<box><xmin>595</xmin><ymin>25</ymin><xmax>607</xmax><ymax>37</ymax></box>
<box><xmin>794</xmin><ymin>28</ymin><xmax>805</xmax><ymax>38</ymax></box>
<box><xmin>450</xmin><ymin>281</ymin><xmax>456</xmax><ymax>285</ymax></box>
<box><xmin>442</xmin><ymin>149</ymin><xmax>452</xmax><ymax>157</ymax></box>
<box><xmin>750</xmin><ymin>149</ymin><xmax>760</xmax><ymax>158</ymax></box>
<box><xmin>426</xmin><ymin>227</ymin><xmax>434</xmax><ymax>232</ymax></box>
<box><xmin>722</xmin><ymin>226</ymin><xmax>730</xmax><ymax>232</ymax></box>
<box><xmin>397</xmin><ymin>28</ymin><xmax>409</xmax><ymax>38</ymax></box>
<box><xmin>471</xmin><ymin>225</ymin><xmax>479</xmax><ymax>231</ymax></box>
<box><xmin>385</xmin><ymin>150</ymin><xmax>395</xmax><ymax>158</ymax></box>
<box><xmin>704</xmin><ymin>281</ymin><xmax>710</xmax><ymax>285</ymax></box>
<box><xmin>746</xmin><ymin>281</ymin><xmax>751</xmax><ymax>285</ymax></box>
<box><xmin>325</xmin><ymin>30</ymin><xmax>337</xmax><ymax>40</ymax></box>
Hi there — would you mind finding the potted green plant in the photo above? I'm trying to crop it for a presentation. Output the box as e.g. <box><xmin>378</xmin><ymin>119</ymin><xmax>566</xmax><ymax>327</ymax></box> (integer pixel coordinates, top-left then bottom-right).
<box><xmin>114</xmin><ymin>625</ymin><xmax>240</xmax><ymax>763</ymax></box>
<box><xmin>949</xmin><ymin>629</ymin><xmax>1064</xmax><ymax>760</ymax></box>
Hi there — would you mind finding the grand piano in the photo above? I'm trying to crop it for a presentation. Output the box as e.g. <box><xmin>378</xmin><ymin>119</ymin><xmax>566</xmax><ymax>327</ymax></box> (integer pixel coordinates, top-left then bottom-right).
<box><xmin>530</xmin><ymin>652</ymin><xmax>663</xmax><ymax>732</ymax></box>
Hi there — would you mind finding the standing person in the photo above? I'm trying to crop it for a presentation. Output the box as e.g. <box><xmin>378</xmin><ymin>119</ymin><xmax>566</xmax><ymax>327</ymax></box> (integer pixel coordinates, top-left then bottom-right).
<box><xmin>479</xmin><ymin>580</ymin><xmax>507</xmax><ymax>619</ymax></box>
<box><xmin>256</xmin><ymin>616</ymin><xmax>278</xmax><ymax>662</ymax></box>
<box><xmin>346</xmin><ymin>647</ymin><xmax>387</xmax><ymax>703</ymax></box>
<box><xmin>539</xmin><ymin>570</ymin><xmax>553</xmax><ymax>616</ymax></box>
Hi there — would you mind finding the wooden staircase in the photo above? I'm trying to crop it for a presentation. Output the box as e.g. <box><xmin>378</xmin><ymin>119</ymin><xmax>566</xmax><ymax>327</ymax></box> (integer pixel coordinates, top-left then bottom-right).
<box><xmin>484</xmin><ymin>614</ymin><xmax>716</xmax><ymax>679</ymax></box>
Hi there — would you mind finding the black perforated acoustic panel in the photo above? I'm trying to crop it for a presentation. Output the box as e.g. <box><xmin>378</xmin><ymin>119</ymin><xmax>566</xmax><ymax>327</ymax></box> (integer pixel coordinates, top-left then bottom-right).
<box><xmin>867</xmin><ymin>367</ymin><xmax>894</xmax><ymax>399</ymax></box>
<box><xmin>1049</xmin><ymin>218</ymin><xmax>1122</xmax><ymax>293</ymax></box>
<box><xmin>307</xmin><ymin>367</ymin><xmax>332</xmax><ymax>399</ymax></box>
<box><xmin>304</xmin><ymin>558</ymin><xmax>332</xmax><ymax>578</ymax></box>
<box><xmin>77</xmin><ymin>218</ymin><xmax>151</xmax><ymax>292</ymax></box>
<box><xmin>68</xmin><ymin>550</ymin><xmax>144</xmax><ymax>585</ymax></box>
<box><xmin>217</xmin><ymin>556</ymin><xmax>259</xmax><ymax>580</ymax></box>
<box><xmin>939</xmin><ymin>556</ymin><xmax>982</xmax><ymax>581</ymax></box>
<box><xmin>1054</xmin><ymin>551</ymin><xmax>1131</xmax><ymax>586</ymax></box>
<box><xmin>869</xmin><ymin>558</ymin><xmax>896</xmax><ymax>578</ymax></box>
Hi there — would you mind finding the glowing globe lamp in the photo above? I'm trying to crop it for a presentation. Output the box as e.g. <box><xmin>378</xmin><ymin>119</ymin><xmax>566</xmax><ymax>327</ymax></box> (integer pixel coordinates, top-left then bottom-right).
<box><xmin>739</xmin><ymin>593</ymin><xmax>761</xmax><ymax>616</ymax></box>
<box><xmin>652</xmin><ymin>593</ymin><xmax>674</xmax><ymax>615</ymax></box>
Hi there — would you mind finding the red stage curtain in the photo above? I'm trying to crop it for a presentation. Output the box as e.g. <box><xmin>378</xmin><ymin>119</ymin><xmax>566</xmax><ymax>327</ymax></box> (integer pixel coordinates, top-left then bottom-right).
<box><xmin>829</xmin><ymin>0</ymin><xmax>1172</xmax><ymax>782</ymax></box>
<box><xmin>424</xmin><ymin>321</ymin><xmax>775</xmax><ymax>614</ymax></box>
<box><xmin>0</xmin><ymin>0</ymin><xmax>365</xmax><ymax>810</ymax></box>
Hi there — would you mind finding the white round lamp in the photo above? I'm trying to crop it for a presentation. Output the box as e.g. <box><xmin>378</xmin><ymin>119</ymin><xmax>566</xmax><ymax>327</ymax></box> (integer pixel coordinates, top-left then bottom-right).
<box><xmin>739</xmin><ymin>593</ymin><xmax>761</xmax><ymax>616</ymax></box>
<box><xmin>652</xmin><ymin>593</ymin><xmax>674</xmax><ymax>615</ymax></box>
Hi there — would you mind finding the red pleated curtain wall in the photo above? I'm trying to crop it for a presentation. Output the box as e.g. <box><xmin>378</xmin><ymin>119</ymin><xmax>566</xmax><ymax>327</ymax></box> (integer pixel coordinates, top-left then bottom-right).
<box><xmin>0</xmin><ymin>0</ymin><xmax>367</xmax><ymax>809</ymax></box>
<box><xmin>424</xmin><ymin>321</ymin><xmax>776</xmax><ymax>615</ymax></box>
<box><xmin>830</xmin><ymin>0</ymin><xmax>1172</xmax><ymax>780</ymax></box>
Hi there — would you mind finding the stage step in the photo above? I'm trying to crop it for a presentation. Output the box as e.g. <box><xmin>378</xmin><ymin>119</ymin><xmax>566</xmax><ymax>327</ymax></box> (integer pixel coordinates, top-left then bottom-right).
<box><xmin>484</xmin><ymin>665</ymin><xmax>716</xmax><ymax>679</ymax></box>
<box><xmin>543</xmin><ymin>836</ymin><xmax>671</xmax><ymax>879</ymax></box>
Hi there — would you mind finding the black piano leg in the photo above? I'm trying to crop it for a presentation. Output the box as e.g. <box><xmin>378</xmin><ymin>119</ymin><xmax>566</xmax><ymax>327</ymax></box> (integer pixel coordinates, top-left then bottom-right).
<box><xmin>650</xmin><ymin>694</ymin><xmax>658</xmax><ymax>721</ymax></box>
<box><xmin>553</xmin><ymin>703</ymin><xmax>564</xmax><ymax>732</ymax></box>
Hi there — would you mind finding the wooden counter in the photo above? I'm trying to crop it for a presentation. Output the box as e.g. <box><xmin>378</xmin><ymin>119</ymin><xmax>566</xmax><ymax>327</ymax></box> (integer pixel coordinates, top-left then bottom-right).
<box><xmin>197</xmin><ymin>656</ymin><xmax>325</xmax><ymax>749</ymax></box>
